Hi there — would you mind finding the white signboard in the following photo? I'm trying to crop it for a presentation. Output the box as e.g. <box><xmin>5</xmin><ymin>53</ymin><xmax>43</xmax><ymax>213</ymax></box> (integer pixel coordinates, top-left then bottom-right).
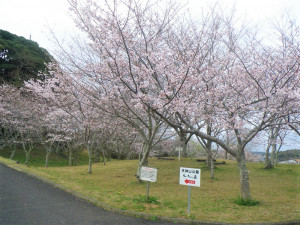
<box><xmin>175</xmin><ymin>147</ymin><xmax>183</xmax><ymax>161</ymax></box>
<box><xmin>175</xmin><ymin>147</ymin><xmax>182</xmax><ymax>151</ymax></box>
<box><xmin>179</xmin><ymin>167</ymin><xmax>201</xmax><ymax>187</ymax></box>
<box><xmin>140</xmin><ymin>166</ymin><xmax>158</xmax><ymax>182</ymax></box>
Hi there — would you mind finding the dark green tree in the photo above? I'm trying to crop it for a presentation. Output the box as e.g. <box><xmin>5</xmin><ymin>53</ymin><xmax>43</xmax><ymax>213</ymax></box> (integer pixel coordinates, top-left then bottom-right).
<box><xmin>0</xmin><ymin>29</ymin><xmax>52</xmax><ymax>86</ymax></box>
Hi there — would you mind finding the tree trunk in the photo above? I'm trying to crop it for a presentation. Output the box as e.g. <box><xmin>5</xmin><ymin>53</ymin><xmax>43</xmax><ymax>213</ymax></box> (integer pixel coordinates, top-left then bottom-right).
<box><xmin>21</xmin><ymin>134</ymin><xmax>31</xmax><ymax>166</ymax></box>
<box><xmin>88</xmin><ymin>147</ymin><xmax>92</xmax><ymax>174</ymax></box>
<box><xmin>264</xmin><ymin>143</ymin><xmax>273</xmax><ymax>169</ymax></box>
<box><xmin>225</xmin><ymin>130</ymin><xmax>229</xmax><ymax>160</ymax></box>
<box><xmin>136</xmin><ymin>143</ymin><xmax>151</xmax><ymax>181</ymax></box>
<box><xmin>136</xmin><ymin>152</ymin><xmax>142</xmax><ymax>180</ymax></box>
<box><xmin>74</xmin><ymin>151</ymin><xmax>79</xmax><ymax>166</ymax></box>
<box><xmin>265</xmin><ymin>128</ymin><xmax>279</xmax><ymax>169</ymax></box>
<box><xmin>210</xmin><ymin>156</ymin><xmax>214</xmax><ymax>179</ymax></box>
<box><xmin>45</xmin><ymin>151</ymin><xmax>50</xmax><ymax>167</ymax></box>
<box><xmin>206</xmin><ymin>152</ymin><xmax>212</xmax><ymax>167</ymax></box>
<box><xmin>10</xmin><ymin>145</ymin><xmax>17</xmax><ymax>160</ymax></box>
<box><xmin>68</xmin><ymin>148</ymin><xmax>73</xmax><ymax>166</ymax></box>
<box><xmin>88</xmin><ymin>158</ymin><xmax>92</xmax><ymax>174</ymax></box>
<box><xmin>180</xmin><ymin>133</ymin><xmax>188</xmax><ymax>158</ymax></box>
<box><xmin>237</xmin><ymin>153</ymin><xmax>251</xmax><ymax>199</ymax></box>
<box><xmin>270</xmin><ymin>143</ymin><xmax>276</xmax><ymax>166</ymax></box>
<box><xmin>25</xmin><ymin>149</ymin><xmax>32</xmax><ymax>166</ymax></box>
<box><xmin>102</xmin><ymin>149</ymin><xmax>106</xmax><ymax>166</ymax></box>
<box><xmin>139</xmin><ymin>145</ymin><xmax>150</xmax><ymax>167</ymax></box>
<box><xmin>45</xmin><ymin>143</ymin><xmax>54</xmax><ymax>168</ymax></box>
<box><xmin>94</xmin><ymin>148</ymin><xmax>100</xmax><ymax>163</ymax></box>
<box><xmin>206</xmin><ymin>140</ymin><xmax>213</xmax><ymax>174</ymax></box>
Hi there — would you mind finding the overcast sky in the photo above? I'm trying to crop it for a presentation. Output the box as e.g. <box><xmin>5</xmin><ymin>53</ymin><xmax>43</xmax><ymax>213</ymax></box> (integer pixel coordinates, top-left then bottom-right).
<box><xmin>1</xmin><ymin>0</ymin><xmax>300</xmax><ymax>53</ymax></box>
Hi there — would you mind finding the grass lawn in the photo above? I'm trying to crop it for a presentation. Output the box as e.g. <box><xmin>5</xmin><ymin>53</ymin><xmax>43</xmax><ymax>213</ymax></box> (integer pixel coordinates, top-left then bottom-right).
<box><xmin>0</xmin><ymin>149</ymin><xmax>299</xmax><ymax>223</ymax></box>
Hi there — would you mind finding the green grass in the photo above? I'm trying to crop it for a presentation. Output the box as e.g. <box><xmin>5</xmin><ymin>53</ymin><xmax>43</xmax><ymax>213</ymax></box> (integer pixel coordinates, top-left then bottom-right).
<box><xmin>0</xmin><ymin>148</ymin><xmax>299</xmax><ymax>223</ymax></box>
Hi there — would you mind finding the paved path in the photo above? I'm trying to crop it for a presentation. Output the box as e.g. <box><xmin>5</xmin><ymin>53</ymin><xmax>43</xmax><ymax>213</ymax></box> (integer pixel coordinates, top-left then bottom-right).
<box><xmin>0</xmin><ymin>163</ymin><xmax>184</xmax><ymax>225</ymax></box>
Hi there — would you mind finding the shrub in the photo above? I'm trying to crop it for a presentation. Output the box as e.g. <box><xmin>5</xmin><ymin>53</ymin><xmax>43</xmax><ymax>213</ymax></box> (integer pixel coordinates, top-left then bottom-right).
<box><xmin>234</xmin><ymin>197</ymin><xmax>259</xmax><ymax>206</ymax></box>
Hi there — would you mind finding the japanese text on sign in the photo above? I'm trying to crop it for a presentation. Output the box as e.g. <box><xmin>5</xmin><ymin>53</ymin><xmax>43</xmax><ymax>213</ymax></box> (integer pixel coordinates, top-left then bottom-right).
<box><xmin>179</xmin><ymin>167</ymin><xmax>201</xmax><ymax>187</ymax></box>
<box><xmin>140</xmin><ymin>167</ymin><xmax>158</xmax><ymax>182</ymax></box>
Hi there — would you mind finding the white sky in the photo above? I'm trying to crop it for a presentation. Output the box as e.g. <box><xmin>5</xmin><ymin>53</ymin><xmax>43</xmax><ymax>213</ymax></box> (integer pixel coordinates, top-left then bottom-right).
<box><xmin>0</xmin><ymin>0</ymin><xmax>72</xmax><ymax>52</ymax></box>
<box><xmin>1</xmin><ymin>0</ymin><xmax>300</xmax><ymax>53</ymax></box>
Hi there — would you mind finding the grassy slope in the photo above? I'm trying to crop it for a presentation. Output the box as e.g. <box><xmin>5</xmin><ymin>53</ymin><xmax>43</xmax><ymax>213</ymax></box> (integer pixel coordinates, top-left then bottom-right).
<box><xmin>0</xmin><ymin>149</ymin><xmax>299</xmax><ymax>223</ymax></box>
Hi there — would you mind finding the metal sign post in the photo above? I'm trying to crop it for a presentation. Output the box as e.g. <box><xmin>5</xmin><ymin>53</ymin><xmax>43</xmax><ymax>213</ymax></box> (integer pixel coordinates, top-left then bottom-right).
<box><xmin>179</xmin><ymin>167</ymin><xmax>201</xmax><ymax>215</ymax></box>
<box><xmin>146</xmin><ymin>181</ymin><xmax>150</xmax><ymax>201</ymax></box>
<box><xmin>188</xmin><ymin>186</ymin><xmax>191</xmax><ymax>215</ymax></box>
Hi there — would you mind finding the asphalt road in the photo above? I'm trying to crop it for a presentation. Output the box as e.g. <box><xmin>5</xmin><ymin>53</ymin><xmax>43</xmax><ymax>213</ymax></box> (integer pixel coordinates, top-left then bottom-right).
<box><xmin>0</xmin><ymin>163</ymin><xmax>185</xmax><ymax>225</ymax></box>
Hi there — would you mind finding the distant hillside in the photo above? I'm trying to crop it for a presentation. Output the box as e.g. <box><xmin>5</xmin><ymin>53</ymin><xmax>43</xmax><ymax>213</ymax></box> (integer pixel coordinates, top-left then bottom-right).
<box><xmin>278</xmin><ymin>149</ymin><xmax>300</xmax><ymax>161</ymax></box>
<box><xmin>251</xmin><ymin>149</ymin><xmax>300</xmax><ymax>161</ymax></box>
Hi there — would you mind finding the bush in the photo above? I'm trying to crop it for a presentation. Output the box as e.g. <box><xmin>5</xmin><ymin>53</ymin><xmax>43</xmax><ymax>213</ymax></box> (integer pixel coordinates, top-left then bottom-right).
<box><xmin>234</xmin><ymin>197</ymin><xmax>259</xmax><ymax>206</ymax></box>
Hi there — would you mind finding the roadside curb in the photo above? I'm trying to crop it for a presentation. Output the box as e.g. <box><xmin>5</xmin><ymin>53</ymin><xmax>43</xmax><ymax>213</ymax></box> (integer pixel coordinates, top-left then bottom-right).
<box><xmin>0</xmin><ymin>159</ymin><xmax>299</xmax><ymax>225</ymax></box>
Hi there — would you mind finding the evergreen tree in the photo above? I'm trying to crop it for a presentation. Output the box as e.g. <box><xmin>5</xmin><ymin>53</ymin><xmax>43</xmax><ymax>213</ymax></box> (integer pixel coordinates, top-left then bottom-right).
<box><xmin>0</xmin><ymin>29</ymin><xmax>51</xmax><ymax>86</ymax></box>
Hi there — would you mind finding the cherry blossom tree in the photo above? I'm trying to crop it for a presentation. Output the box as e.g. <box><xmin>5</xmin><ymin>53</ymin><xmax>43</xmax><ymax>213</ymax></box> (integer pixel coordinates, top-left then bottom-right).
<box><xmin>39</xmin><ymin>107</ymin><xmax>77</xmax><ymax>167</ymax></box>
<box><xmin>163</xmin><ymin>18</ymin><xmax>298</xmax><ymax>199</ymax></box>
<box><xmin>42</xmin><ymin>0</ymin><xmax>179</xmax><ymax>179</ymax></box>
<box><xmin>26</xmin><ymin>66</ymin><xmax>101</xmax><ymax>173</ymax></box>
<box><xmin>0</xmin><ymin>85</ymin><xmax>42</xmax><ymax>165</ymax></box>
<box><xmin>0</xmin><ymin>85</ymin><xmax>21</xmax><ymax>159</ymax></box>
<box><xmin>55</xmin><ymin>0</ymin><xmax>299</xmax><ymax>200</ymax></box>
